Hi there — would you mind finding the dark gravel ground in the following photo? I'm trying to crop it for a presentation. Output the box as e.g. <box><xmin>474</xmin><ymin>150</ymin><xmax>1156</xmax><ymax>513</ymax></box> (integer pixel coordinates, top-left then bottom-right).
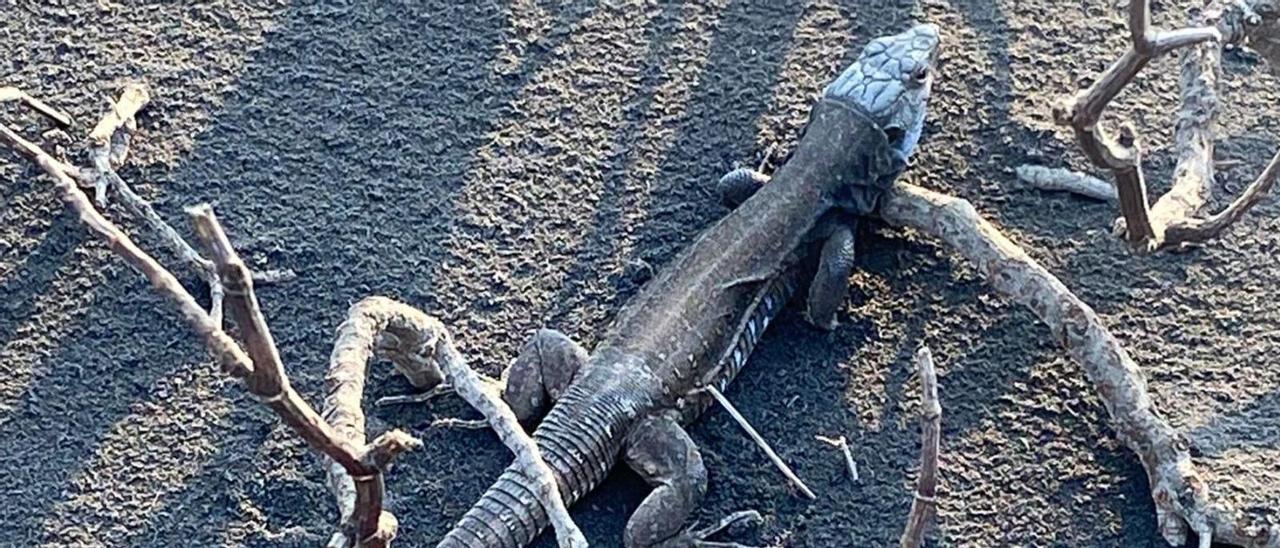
<box><xmin>1</xmin><ymin>1</ymin><xmax>1277</xmax><ymax>546</ymax></box>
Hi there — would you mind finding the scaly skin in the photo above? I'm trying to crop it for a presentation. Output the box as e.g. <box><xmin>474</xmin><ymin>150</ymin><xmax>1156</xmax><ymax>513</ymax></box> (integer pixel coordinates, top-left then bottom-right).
<box><xmin>437</xmin><ymin>24</ymin><xmax>941</xmax><ymax>548</ymax></box>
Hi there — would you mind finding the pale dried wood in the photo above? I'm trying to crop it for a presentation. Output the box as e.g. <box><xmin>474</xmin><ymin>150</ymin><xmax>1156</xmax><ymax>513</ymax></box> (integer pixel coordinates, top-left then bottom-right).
<box><xmin>1054</xmin><ymin>0</ymin><xmax>1280</xmax><ymax>252</ymax></box>
<box><xmin>1015</xmin><ymin>165</ymin><xmax>1117</xmax><ymax>201</ymax></box>
<box><xmin>900</xmin><ymin>346</ymin><xmax>941</xmax><ymax>548</ymax></box>
<box><xmin>324</xmin><ymin>297</ymin><xmax>587</xmax><ymax>548</ymax></box>
<box><xmin>0</xmin><ymin>86</ymin><xmax>74</xmax><ymax>126</ymax></box>
<box><xmin>190</xmin><ymin>207</ymin><xmax>419</xmax><ymax>548</ymax></box>
<box><xmin>2</xmin><ymin>85</ymin><xmax>297</xmax><ymax>324</ymax></box>
<box><xmin>880</xmin><ymin>183</ymin><xmax>1279</xmax><ymax>547</ymax></box>
<box><xmin>815</xmin><ymin>435</ymin><xmax>858</xmax><ymax>482</ymax></box>
<box><xmin>703</xmin><ymin>385</ymin><xmax>817</xmax><ymax>500</ymax></box>
<box><xmin>2</xmin><ymin>121</ymin><xmax>413</xmax><ymax>546</ymax></box>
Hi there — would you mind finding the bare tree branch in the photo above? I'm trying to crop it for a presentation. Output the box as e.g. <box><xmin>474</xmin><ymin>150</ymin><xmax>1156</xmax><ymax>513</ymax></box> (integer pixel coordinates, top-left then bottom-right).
<box><xmin>1052</xmin><ymin>0</ymin><xmax>1280</xmax><ymax>252</ymax></box>
<box><xmin>880</xmin><ymin>183</ymin><xmax>1279</xmax><ymax>547</ymax></box>
<box><xmin>901</xmin><ymin>345</ymin><xmax>941</xmax><ymax>548</ymax></box>
<box><xmin>5</xmin><ymin>97</ymin><xmax>402</xmax><ymax>548</ymax></box>
<box><xmin>2</xmin><ymin>85</ymin><xmax>294</xmax><ymax>324</ymax></box>
<box><xmin>0</xmin><ymin>123</ymin><xmax>252</xmax><ymax>378</ymax></box>
<box><xmin>0</xmin><ymin>86</ymin><xmax>74</xmax><ymax>127</ymax></box>
<box><xmin>815</xmin><ymin>435</ymin><xmax>859</xmax><ymax>482</ymax></box>
<box><xmin>190</xmin><ymin>207</ymin><xmax>421</xmax><ymax>548</ymax></box>
<box><xmin>324</xmin><ymin>297</ymin><xmax>587</xmax><ymax>548</ymax></box>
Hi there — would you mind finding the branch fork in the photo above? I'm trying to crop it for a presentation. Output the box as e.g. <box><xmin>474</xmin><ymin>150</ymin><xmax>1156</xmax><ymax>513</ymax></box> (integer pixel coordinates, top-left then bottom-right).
<box><xmin>2</xmin><ymin>86</ymin><xmax>580</xmax><ymax>548</ymax></box>
<box><xmin>1052</xmin><ymin>0</ymin><xmax>1280</xmax><ymax>252</ymax></box>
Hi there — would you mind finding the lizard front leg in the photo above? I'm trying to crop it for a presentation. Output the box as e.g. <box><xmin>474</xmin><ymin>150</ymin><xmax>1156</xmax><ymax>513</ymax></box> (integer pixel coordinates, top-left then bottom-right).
<box><xmin>500</xmin><ymin>328</ymin><xmax>587</xmax><ymax>424</ymax></box>
<box><xmin>804</xmin><ymin>220</ymin><xmax>857</xmax><ymax>330</ymax></box>
<box><xmin>623</xmin><ymin>412</ymin><xmax>761</xmax><ymax>548</ymax></box>
<box><xmin>715</xmin><ymin>167</ymin><xmax>769</xmax><ymax>209</ymax></box>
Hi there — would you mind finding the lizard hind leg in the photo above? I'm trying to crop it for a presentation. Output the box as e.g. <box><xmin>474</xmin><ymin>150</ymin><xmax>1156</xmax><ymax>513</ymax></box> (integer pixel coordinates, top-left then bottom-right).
<box><xmin>500</xmin><ymin>328</ymin><xmax>587</xmax><ymax>424</ymax></box>
<box><xmin>622</xmin><ymin>412</ymin><xmax>763</xmax><ymax>548</ymax></box>
<box><xmin>804</xmin><ymin>221</ymin><xmax>858</xmax><ymax>331</ymax></box>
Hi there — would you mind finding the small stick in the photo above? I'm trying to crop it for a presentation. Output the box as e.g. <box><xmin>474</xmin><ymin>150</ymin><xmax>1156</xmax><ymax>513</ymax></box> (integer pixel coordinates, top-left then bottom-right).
<box><xmin>815</xmin><ymin>435</ymin><xmax>858</xmax><ymax>482</ymax></box>
<box><xmin>900</xmin><ymin>345</ymin><xmax>941</xmax><ymax>548</ymax></box>
<box><xmin>2</xmin><ymin>119</ymin><xmax>410</xmax><ymax>547</ymax></box>
<box><xmin>0</xmin><ymin>86</ymin><xmax>75</xmax><ymax>127</ymax></box>
<box><xmin>374</xmin><ymin>384</ymin><xmax>455</xmax><ymax>407</ymax></box>
<box><xmin>1</xmin><ymin>85</ymin><xmax>294</xmax><ymax>325</ymax></box>
<box><xmin>1014</xmin><ymin>165</ymin><xmax>1117</xmax><ymax>202</ymax></box>
<box><xmin>430</xmin><ymin>417</ymin><xmax>489</xmax><ymax>430</ymax></box>
<box><xmin>703</xmin><ymin>385</ymin><xmax>817</xmax><ymax>500</ymax></box>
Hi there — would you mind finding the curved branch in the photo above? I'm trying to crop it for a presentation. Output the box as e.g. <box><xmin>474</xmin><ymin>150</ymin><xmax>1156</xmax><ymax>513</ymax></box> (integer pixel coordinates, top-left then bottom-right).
<box><xmin>880</xmin><ymin>183</ymin><xmax>1279</xmax><ymax>547</ymax></box>
<box><xmin>324</xmin><ymin>297</ymin><xmax>587</xmax><ymax>548</ymax></box>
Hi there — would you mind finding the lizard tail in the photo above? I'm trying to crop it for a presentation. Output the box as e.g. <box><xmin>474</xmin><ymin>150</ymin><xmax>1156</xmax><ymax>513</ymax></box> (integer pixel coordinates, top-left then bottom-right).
<box><xmin>437</xmin><ymin>380</ymin><xmax>637</xmax><ymax>548</ymax></box>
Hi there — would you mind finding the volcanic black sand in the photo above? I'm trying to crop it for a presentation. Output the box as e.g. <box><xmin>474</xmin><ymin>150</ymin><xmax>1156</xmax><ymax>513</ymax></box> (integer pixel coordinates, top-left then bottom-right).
<box><xmin>2</xmin><ymin>1</ymin><xmax>1277</xmax><ymax>546</ymax></box>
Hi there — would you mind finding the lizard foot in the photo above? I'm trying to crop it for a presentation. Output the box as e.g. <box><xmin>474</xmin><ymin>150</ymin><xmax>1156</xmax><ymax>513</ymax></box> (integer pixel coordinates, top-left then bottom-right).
<box><xmin>691</xmin><ymin>509</ymin><xmax>757</xmax><ymax>542</ymax></box>
<box><xmin>374</xmin><ymin>383</ymin><xmax>454</xmax><ymax>407</ymax></box>
<box><xmin>671</xmin><ymin>510</ymin><xmax>764</xmax><ymax>548</ymax></box>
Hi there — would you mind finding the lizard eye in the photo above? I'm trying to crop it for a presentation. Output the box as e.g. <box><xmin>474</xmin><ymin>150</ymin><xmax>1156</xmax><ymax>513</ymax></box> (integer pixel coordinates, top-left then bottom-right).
<box><xmin>911</xmin><ymin>66</ymin><xmax>930</xmax><ymax>83</ymax></box>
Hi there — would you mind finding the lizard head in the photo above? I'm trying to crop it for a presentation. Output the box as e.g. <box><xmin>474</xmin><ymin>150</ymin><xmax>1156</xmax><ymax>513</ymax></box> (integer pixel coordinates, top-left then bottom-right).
<box><xmin>823</xmin><ymin>23</ymin><xmax>940</xmax><ymax>160</ymax></box>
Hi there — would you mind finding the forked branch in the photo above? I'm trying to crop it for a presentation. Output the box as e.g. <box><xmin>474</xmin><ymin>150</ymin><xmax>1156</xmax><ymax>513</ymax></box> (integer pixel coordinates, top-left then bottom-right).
<box><xmin>1</xmin><ymin>85</ymin><xmax>293</xmax><ymax>324</ymax></box>
<box><xmin>880</xmin><ymin>183</ymin><xmax>1278</xmax><ymax>547</ymax></box>
<box><xmin>1053</xmin><ymin>0</ymin><xmax>1280</xmax><ymax>252</ymax></box>
<box><xmin>3</xmin><ymin>118</ymin><xmax>417</xmax><ymax>546</ymax></box>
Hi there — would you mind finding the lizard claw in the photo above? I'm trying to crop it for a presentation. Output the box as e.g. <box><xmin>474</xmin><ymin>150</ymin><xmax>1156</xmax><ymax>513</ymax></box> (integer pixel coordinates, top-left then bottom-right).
<box><xmin>687</xmin><ymin>510</ymin><xmax>763</xmax><ymax>547</ymax></box>
<box><xmin>374</xmin><ymin>383</ymin><xmax>455</xmax><ymax>407</ymax></box>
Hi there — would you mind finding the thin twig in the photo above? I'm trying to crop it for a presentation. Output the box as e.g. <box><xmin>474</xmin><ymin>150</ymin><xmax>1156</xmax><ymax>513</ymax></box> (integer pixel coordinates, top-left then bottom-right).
<box><xmin>0</xmin><ymin>123</ymin><xmax>252</xmax><ymax>378</ymax></box>
<box><xmin>2</xmin><ymin>118</ymin><xmax>413</xmax><ymax>546</ymax></box>
<box><xmin>703</xmin><ymin>385</ymin><xmax>817</xmax><ymax>500</ymax></box>
<box><xmin>880</xmin><ymin>183</ymin><xmax>1280</xmax><ymax>547</ymax></box>
<box><xmin>901</xmin><ymin>345</ymin><xmax>941</xmax><ymax>548</ymax></box>
<box><xmin>430</xmin><ymin>417</ymin><xmax>490</xmax><ymax>429</ymax></box>
<box><xmin>324</xmin><ymin>297</ymin><xmax>587</xmax><ymax>548</ymax></box>
<box><xmin>815</xmin><ymin>435</ymin><xmax>858</xmax><ymax>482</ymax></box>
<box><xmin>1164</xmin><ymin>147</ymin><xmax>1280</xmax><ymax>244</ymax></box>
<box><xmin>0</xmin><ymin>86</ymin><xmax>74</xmax><ymax>127</ymax></box>
<box><xmin>374</xmin><ymin>384</ymin><xmax>454</xmax><ymax>407</ymax></box>
<box><xmin>1015</xmin><ymin>165</ymin><xmax>1116</xmax><ymax>202</ymax></box>
<box><xmin>1</xmin><ymin>85</ymin><xmax>294</xmax><ymax>325</ymax></box>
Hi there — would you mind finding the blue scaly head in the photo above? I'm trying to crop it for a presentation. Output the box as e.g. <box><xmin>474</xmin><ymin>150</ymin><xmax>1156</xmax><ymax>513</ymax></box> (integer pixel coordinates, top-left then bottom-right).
<box><xmin>824</xmin><ymin>23</ymin><xmax>941</xmax><ymax>162</ymax></box>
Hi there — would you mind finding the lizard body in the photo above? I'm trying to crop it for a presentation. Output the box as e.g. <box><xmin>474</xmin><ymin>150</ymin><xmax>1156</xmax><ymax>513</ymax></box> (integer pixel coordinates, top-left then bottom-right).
<box><xmin>436</xmin><ymin>23</ymin><xmax>941</xmax><ymax>548</ymax></box>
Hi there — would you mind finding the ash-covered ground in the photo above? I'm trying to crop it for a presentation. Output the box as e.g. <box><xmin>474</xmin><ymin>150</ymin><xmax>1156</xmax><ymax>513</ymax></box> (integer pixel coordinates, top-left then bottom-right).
<box><xmin>2</xmin><ymin>1</ymin><xmax>1277</xmax><ymax>546</ymax></box>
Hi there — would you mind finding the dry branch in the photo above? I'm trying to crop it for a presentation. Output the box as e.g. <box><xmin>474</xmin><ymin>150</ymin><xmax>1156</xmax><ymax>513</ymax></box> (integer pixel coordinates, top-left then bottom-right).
<box><xmin>1</xmin><ymin>85</ymin><xmax>294</xmax><ymax>324</ymax></box>
<box><xmin>900</xmin><ymin>346</ymin><xmax>941</xmax><ymax>548</ymax></box>
<box><xmin>0</xmin><ymin>86</ymin><xmax>74</xmax><ymax>126</ymax></box>
<box><xmin>324</xmin><ymin>297</ymin><xmax>587</xmax><ymax>548</ymax></box>
<box><xmin>880</xmin><ymin>183</ymin><xmax>1279</xmax><ymax>547</ymax></box>
<box><xmin>2</xmin><ymin>117</ymin><xmax>417</xmax><ymax>546</ymax></box>
<box><xmin>190</xmin><ymin>208</ymin><xmax>422</xmax><ymax>548</ymax></box>
<box><xmin>702</xmin><ymin>385</ymin><xmax>817</xmax><ymax>500</ymax></box>
<box><xmin>1053</xmin><ymin>0</ymin><xmax>1280</xmax><ymax>252</ymax></box>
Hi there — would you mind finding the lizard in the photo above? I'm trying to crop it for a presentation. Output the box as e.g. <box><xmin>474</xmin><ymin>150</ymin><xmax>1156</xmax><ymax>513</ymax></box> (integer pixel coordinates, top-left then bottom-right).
<box><xmin>431</xmin><ymin>23</ymin><xmax>941</xmax><ymax>548</ymax></box>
